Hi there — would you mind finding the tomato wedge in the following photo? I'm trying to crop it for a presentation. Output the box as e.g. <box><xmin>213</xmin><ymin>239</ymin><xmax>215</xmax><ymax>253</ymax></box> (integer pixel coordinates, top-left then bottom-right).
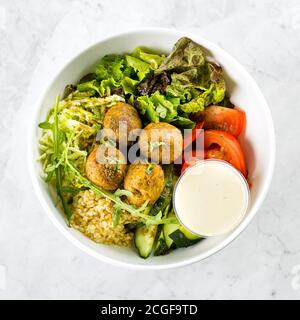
<box><xmin>181</xmin><ymin>150</ymin><xmax>203</xmax><ymax>174</ymax></box>
<box><xmin>204</xmin><ymin>130</ymin><xmax>247</xmax><ymax>176</ymax></box>
<box><xmin>181</xmin><ymin>161</ymin><xmax>191</xmax><ymax>173</ymax></box>
<box><xmin>203</xmin><ymin>106</ymin><xmax>246</xmax><ymax>137</ymax></box>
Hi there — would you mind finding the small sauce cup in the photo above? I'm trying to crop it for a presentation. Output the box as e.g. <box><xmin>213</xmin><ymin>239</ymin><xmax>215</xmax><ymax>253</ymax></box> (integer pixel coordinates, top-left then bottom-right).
<box><xmin>173</xmin><ymin>159</ymin><xmax>250</xmax><ymax>237</ymax></box>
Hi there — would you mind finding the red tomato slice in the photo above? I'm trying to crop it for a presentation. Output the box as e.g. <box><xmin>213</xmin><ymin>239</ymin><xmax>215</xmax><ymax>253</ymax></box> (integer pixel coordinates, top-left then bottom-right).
<box><xmin>203</xmin><ymin>106</ymin><xmax>246</xmax><ymax>137</ymax></box>
<box><xmin>204</xmin><ymin>148</ymin><xmax>225</xmax><ymax>160</ymax></box>
<box><xmin>181</xmin><ymin>150</ymin><xmax>202</xmax><ymax>173</ymax></box>
<box><xmin>204</xmin><ymin>130</ymin><xmax>247</xmax><ymax>177</ymax></box>
<box><xmin>181</xmin><ymin>161</ymin><xmax>191</xmax><ymax>173</ymax></box>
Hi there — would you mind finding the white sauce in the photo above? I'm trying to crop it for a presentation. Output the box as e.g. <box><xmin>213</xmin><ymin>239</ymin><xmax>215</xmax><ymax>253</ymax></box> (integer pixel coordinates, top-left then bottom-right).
<box><xmin>173</xmin><ymin>160</ymin><xmax>249</xmax><ymax>236</ymax></box>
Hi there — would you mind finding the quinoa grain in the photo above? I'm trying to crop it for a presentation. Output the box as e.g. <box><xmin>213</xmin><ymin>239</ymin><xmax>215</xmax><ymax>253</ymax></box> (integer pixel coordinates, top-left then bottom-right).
<box><xmin>70</xmin><ymin>190</ymin><xmax>139</xmax><ymax>247</ymax></box>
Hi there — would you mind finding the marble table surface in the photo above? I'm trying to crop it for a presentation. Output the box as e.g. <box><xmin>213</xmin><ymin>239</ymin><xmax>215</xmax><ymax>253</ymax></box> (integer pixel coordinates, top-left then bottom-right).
<box><xmin>1</xmin><ymin>0</ymin><xmax>300</xmax><ymax>299</ymax></box>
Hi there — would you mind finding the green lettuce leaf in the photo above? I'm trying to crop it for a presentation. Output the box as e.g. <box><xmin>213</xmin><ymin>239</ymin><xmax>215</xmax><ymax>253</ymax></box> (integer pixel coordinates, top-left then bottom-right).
<box><xmin>155</xmin><ymin>37</ymin><xmax>206</xmax><ymax>74</ymax></box>
<box><xmin>179</xmin><ymin>80</ymin><xmax>225</xmax><ymax>113</ymax></box>
<box><xmin>132</xmin><ymin>47</ymin><xmax>165</xmax><ymax>70</ymax></box>
<box><xmin>95</xmin><ymin>54</ymin><xmax>125</xmax><ymax>81</ymax></box>
<box><xmin>85</xmin><ymin>48</ymin><xmax>166</xmax><ymax>99</ymax></box>
<box><xmin>94</xmin><ymin>54</ymin><xmax>138</xmax><ymax>96</ymax></box>
<box><xmin>166</xmin><ymin>62</ymin><xmax>223</xmax><ymax>95</ymax></box>
<box><xmin>77</xmin><ymin>80</ymin><xmax>101</xmax><ymax>95</ymax></box>
<box><xmin>169</xmin><ymin>66</ymin><xmax>211</xmax><ymax>90</ymax></box>
<box><xmin>98</xmin><ymin>77</ymin><xmax>119</xmax><ymax>96</ymax></box>
<box><xmin>93</xmin><ymin>51</ymin><xmax>165</xmax><ymax>97</ymax></box>
<box><xmin>211</xmin><ymin>80</ymin><xmax>226</xmax><ymax>103</ymax></box>
<box><xmin>136</xmin><ymin>95</ymin><xmax>159</xmax><ymax>123</ymax></box>
<box><xmin>153</xmin><ymin>37</ymin><xmax>226</xmax><ymax>113</ymax></box>
<box><xmin>150</xmin><ymin>91</ymin><xmax>178</xmax><ymax>122</ymax></box>
<box><xmin>166</xmin><ymin>62</ymin><xmax>225</xmax><ymax>113</ymax></box>
<box><xmin>171</xmin><ymin>116</ymin><xmax>195</xmax><ymax>129</ymax></box>
<box><xmin>179</xmin><ymin>84</ymin><xmax>214</xmax><ymax>113</ymax></box>
<box><xmin>121</xmin><ymin>77</ymin><xmax>139</xmax><ymax>95</ymax></box>
<box><xmin>166</xmin><ymin>81</ymin><xmax>200</xmax><ymax>103</ymax></box>
<box><xmin>136</xmin><ymin>91</ymin><xmax>179</xmax><ymax>123</ymax></box>
<box><xmin>125</xmin><ymin>55</ymin><xmax>151</xmax><ymax>81</ymax></box>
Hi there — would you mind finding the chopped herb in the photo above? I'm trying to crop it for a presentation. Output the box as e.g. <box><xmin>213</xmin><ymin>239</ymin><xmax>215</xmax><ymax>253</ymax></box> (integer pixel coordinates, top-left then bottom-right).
<box><xmin>112</xmin><ymin>205</ymin><xmax>121</xmax><ymax>227</ymax></box>
<box><xmin>146</xmin><ymin>164</ymin><xmax>154</xmax><ymax>175</ymax></box>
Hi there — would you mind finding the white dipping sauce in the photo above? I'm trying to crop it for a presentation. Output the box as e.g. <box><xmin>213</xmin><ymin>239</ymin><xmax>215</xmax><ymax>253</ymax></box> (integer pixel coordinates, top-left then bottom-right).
<box><xmin>173</xmin><ymin>160</ymin><xmax>249</xmax><ymax>237</ymax></box>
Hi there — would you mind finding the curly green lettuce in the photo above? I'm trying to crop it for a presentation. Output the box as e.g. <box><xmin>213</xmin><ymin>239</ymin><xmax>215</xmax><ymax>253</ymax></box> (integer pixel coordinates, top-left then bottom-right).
<box><xmin>77</xmin><ymin>48</ymin><xmax>165</xmax><ymax>98</ymax></box>
<box><xmin>136</xmin><ymin>91</ymin><xmax>195</xmax><ymax>128</ymax></box>
<box><xmin>179</xmin><ymin>82</ymin><xmax>225</xmax><ymax>113</ymax></box>
<box><xmin>157</xmin><ymin>38</ymin><xmax>226</xmax><ymax>113</ymax></box>
<box><xmin>132</xmin><ymin>47</ymin><xmax>165</xmax><ymax>70</ymax></box>
<box><xmin>95</xmin><ymin>54</ymin><xmax>126</xmax><ymax>82</ymax></box>
<box><xmin>155</xmin><ymin>37</ymin><xmax>206</xmax><ymax>73</ymax></box>
<box><xmin>166</xmin><ymin>65</ymin><xmax>225</xmax><ymax>113</ymax></box>
<box><xmin>74</xmin><ymin>39</ymin><xmax>226</xmax><ymax>121</ymax></box>
<box><xmin>136</xmin><ymin>91</ymin><xmax>179</xmax><ymax>123</ymax></box>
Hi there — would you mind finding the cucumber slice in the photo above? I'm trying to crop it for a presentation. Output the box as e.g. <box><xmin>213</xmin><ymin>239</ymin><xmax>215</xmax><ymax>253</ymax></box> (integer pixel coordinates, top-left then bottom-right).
<box><xmin>153</xmin><ymin>228</ymin><xmax>169</xmax><ymax>256</ymax></box>
<box><xmin>163</xmin><ymin>223</ymin><xmax>178</xmax><ymax>249</ymax></box>
<box><xmin>134</xmin><ymin>225</ymin><xmax>157</xmax><ymax>258</ymax></box>
<box><xmin>179</xmin><ymin>226</ymin><xmax>200</xmax><ymax>240</ymax></box>
<box><xmin>163</xmin><ymin>210</ymin><xmax>201</xmax><ymax>249</ymax></box>
<box><xmin>151</xmin><ymin>164</ymin><xmax>174</xmax><ymax>216</ymax></box>
<box><xmin>169</xmin><ymin>230</ymin><xmax>201</xmax><ymax>248</ymax></box>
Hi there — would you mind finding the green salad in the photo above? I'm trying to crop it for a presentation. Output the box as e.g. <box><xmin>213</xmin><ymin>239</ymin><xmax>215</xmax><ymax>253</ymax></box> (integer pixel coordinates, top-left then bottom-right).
<box><xmin>38</xmin><ymin>37</ymin><xmax>230</xmax><ymax>258</ymax></box>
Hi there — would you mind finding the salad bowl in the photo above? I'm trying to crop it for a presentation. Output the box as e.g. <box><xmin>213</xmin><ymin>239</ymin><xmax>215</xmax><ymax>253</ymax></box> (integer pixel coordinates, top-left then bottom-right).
<box><xmin>28</xmin><ymin>28</ymin><xmax>275</xmax><ymax>270</ymax></box>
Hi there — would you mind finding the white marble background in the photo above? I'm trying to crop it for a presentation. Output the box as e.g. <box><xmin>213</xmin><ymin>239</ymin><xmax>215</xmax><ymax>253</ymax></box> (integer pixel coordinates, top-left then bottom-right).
<box><xmin>0</xmin><ymin>0</ymin><xmax>300</xmax><ymax>299</ymax></box>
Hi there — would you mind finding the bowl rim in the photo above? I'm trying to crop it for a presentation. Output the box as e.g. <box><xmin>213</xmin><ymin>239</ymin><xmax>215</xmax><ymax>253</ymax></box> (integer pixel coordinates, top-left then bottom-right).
<box><xmin>27</xmin><ymin>27</ymin><xmax>276</xmax><ymax>270</ymax></box>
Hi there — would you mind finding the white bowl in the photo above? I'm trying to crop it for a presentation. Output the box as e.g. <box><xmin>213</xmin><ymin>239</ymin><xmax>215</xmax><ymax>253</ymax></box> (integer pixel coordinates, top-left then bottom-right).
<box><xmin>28</xmin><ymin>28</ymin><xmax>275</xmax><ymax>270</ymax></box>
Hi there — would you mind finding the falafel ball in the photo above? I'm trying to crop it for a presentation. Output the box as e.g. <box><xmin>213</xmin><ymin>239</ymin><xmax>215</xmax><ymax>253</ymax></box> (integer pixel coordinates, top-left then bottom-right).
<box><xmin>86</xmin><ymin>145</ymin><xmax>126</xmax><ymax>191</ymax></box>
<box><xmin>124</xmin><ymin>163</ymin><xmax>164</xmax><ymax>207</ymax></box>
<box><xmin>103</xmin><ymin>102</ymin><xmax>142</xmax><ymax>143</ymax></box>
<box><xmin>139</xmin><ymin>122</ymin><xmax>183</xmax><ymax>164</ymax></box>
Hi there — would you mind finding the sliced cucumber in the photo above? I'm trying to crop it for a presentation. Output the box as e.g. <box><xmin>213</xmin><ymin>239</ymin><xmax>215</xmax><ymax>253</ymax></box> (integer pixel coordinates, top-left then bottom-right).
<box><xmin>163</xmin><ymin>210</ymin><xmax>201</xmax><ymax>249</ymax></box>
<box><xmin>151</xmin><ymin>164</ymin><xmax>174</xmax><ymax>216</ymax></box>
<box><xmin>153</xmin><ymin>228</ymin><xmax>169</xmax><ymax>256</ymax></box>
<box><xmin>163</xmin><ymin>210</ymin><xmax>177</xmax><ymax>249</ymax></box>
<box><xmin>163</xmin><ymin>224</ymin><xmax>179</xmax><ymax>249</ymax></box>
<box><xmin>169</xmin><ymin>230</ymin><xmax>201</xmax><ymax>248</ymax></box>
<box><xmin>179</xmin><ymin>226</ymin><xmax>200</xmax><ymax>241</ymax></box>
<box><xmin>134</xmin><ymin>225</ymin><xmax>157</xmax><ymax>258</ymax></box>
